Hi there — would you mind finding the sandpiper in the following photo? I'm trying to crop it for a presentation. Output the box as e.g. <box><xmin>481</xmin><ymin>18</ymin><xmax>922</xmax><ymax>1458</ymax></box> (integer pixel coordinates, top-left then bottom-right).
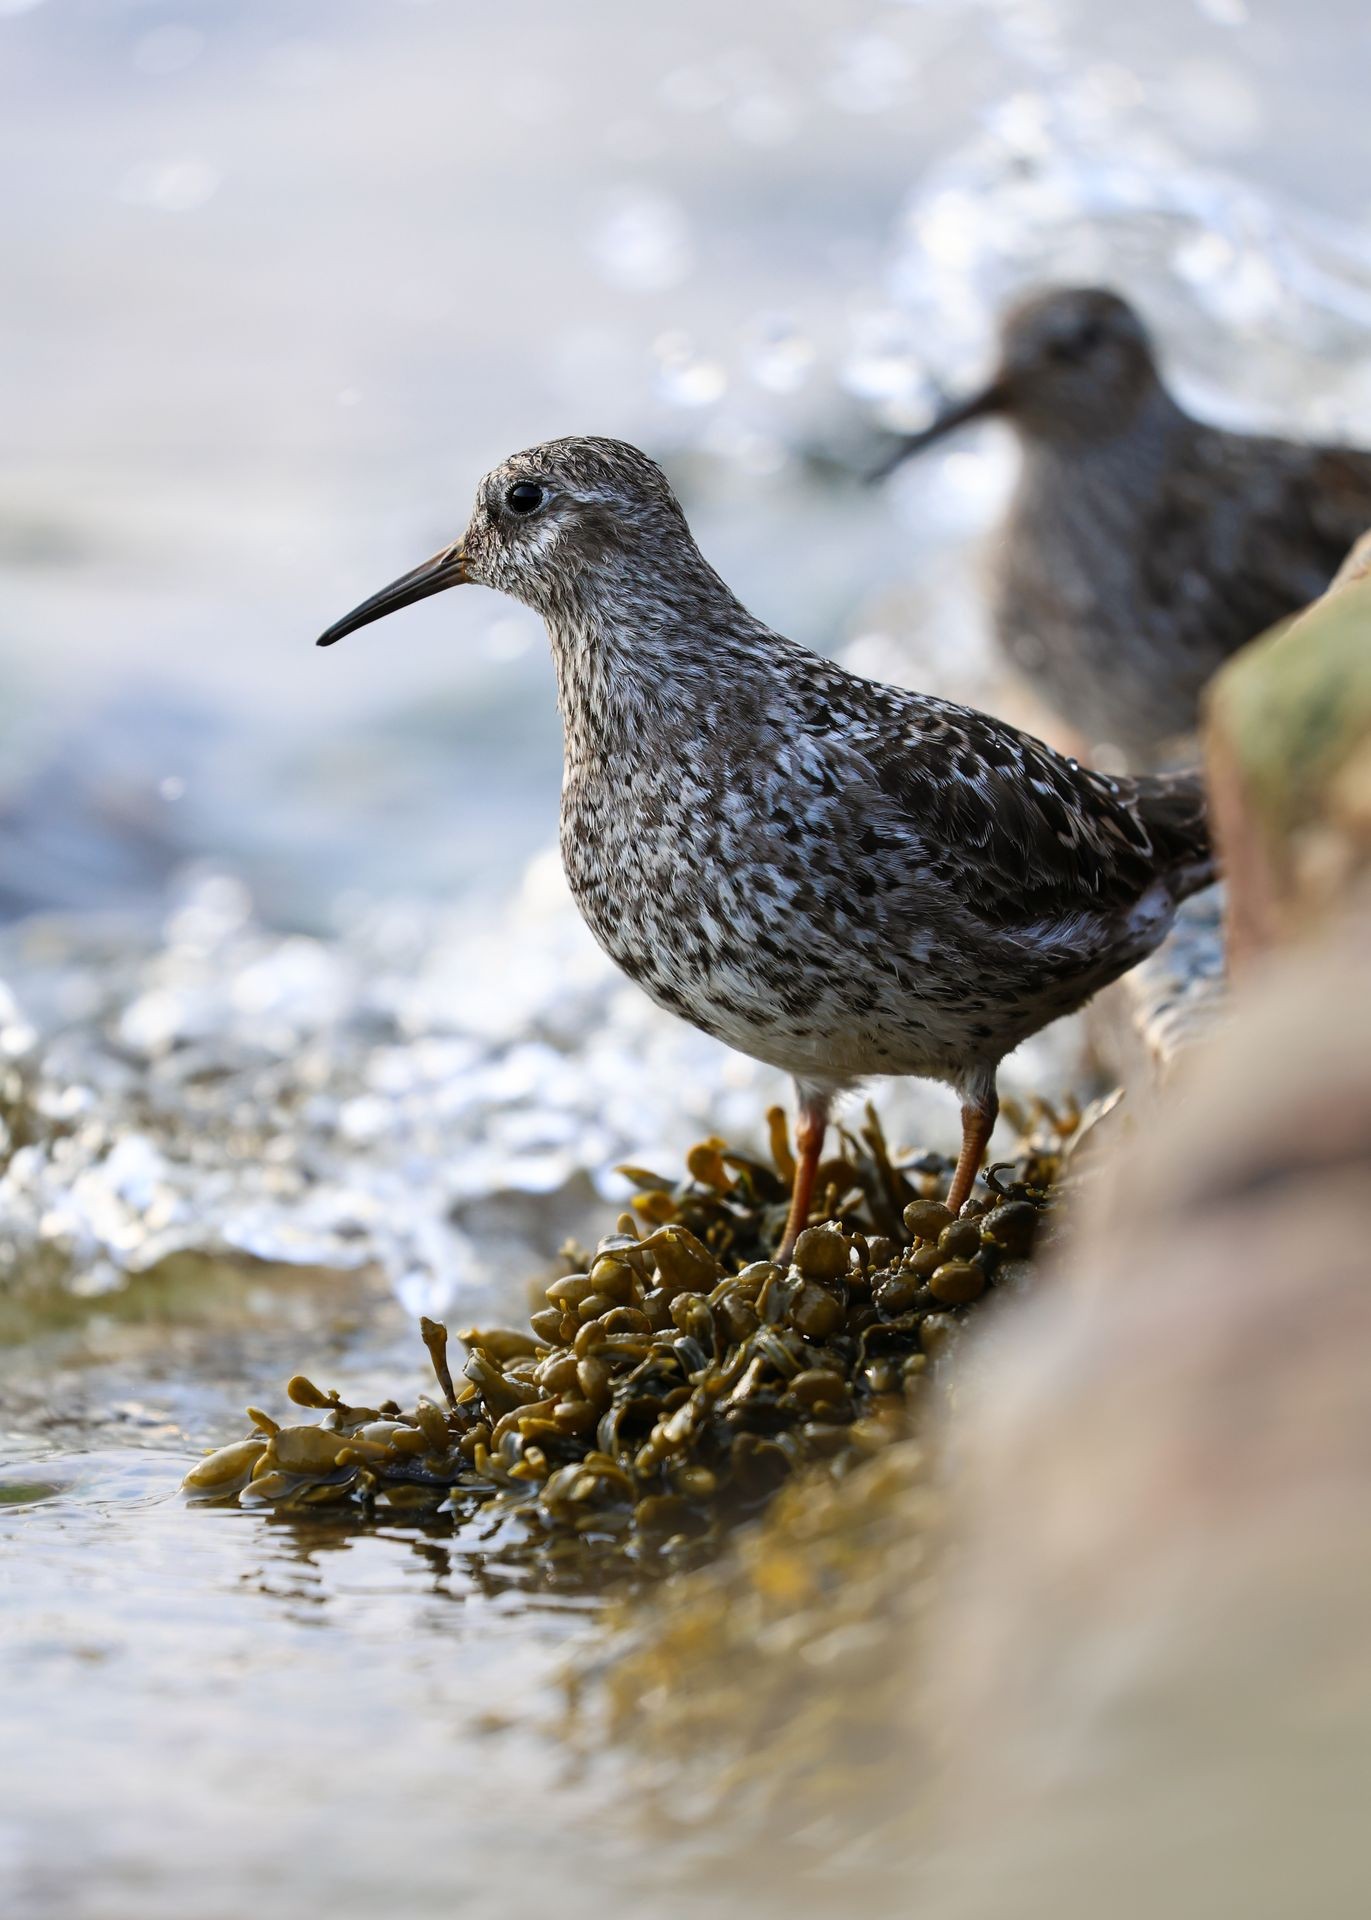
<box><xmin>877</xmin><ymin>286</ymin><xmax>1371</xmax><ymax>766</ymax></box>
<box><xmin>318</xmin><ymin>437</ymin><xmax>1214</xmax><ymax>1257</ymax></box>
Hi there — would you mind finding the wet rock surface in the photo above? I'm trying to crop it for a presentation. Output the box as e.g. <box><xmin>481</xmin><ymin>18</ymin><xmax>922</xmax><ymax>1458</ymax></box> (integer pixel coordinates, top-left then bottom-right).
<box><xmin>906</xmin><ymin>904</ymin><xmax>1371</xmax><ymax>1920</ymax></box>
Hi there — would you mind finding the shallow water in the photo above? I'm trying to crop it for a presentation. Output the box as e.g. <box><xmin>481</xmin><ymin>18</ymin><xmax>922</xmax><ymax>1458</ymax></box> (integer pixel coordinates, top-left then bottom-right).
<box><xmin>0</xmin><ymin>1269</ymin><xmax>634</xmax><ymax>1920</ymax></box>
<box><xmin>3</xmin><ymin>0</ymin><xmax>1370</xmax><ymax>1913</ymax></box>
<box><xmin>2</xmin><ymin>1476</ymin><xmax>609</xmax><ymax>1920</ymax></box>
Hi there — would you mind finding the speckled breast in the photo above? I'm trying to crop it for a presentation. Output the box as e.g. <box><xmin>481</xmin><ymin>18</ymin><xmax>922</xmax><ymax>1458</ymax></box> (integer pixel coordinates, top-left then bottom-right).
<box><xmin>558</xmin><ymin>757</ymin><xmax>750</xmax><ymax>1021</ymax></box>
<box><xmin>554</xmin><ymin>752</ymin><xmax>1022</xmax><ymax>1089</ymax></box>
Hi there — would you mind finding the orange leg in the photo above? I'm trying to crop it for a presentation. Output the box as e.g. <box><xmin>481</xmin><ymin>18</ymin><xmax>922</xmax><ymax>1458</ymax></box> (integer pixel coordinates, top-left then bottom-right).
<box><xmin>946</xmin><ymin>1090</ymin><xmax>998</xmax><ymax>1215</ymax></box>
<box><xmin>777</xmin><ymin>1088</ymin><xmax>831</xmax><ymax>1264</ymax></box>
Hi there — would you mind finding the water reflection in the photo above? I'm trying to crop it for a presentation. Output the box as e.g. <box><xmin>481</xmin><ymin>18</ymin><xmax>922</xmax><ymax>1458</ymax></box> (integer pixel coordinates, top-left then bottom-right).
<box><xmin>0</xmin><ymin>1439</ymin><xmax>618</xmax><ymax>1918</ymax></box>
<box><xmin>240</xmin><ymin>1502</ymin><xmax>636</xmax><ymax>1615</ymax></box>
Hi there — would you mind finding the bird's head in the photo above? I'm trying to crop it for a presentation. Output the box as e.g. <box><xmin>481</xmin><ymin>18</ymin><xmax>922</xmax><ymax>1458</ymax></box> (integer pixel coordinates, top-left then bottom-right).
<box><xmin>316</xmin><ymin>436</ymin><xmax>692</xmax><ymax>646</ymax></box>
<box><xmin>874</xmin><ymin>285</ymin><xmax>1162</xmax><ymax>475</ymax></box>
<box><xmin>995</xmin><ymin>286</ymin><xmax>1160</xmax><ymax>435</ymax></box>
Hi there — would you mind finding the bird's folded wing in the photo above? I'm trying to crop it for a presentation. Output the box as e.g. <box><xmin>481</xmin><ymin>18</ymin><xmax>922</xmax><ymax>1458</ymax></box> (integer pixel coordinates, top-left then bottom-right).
<box><xmin>1163</xmin><ymin>432</ymin><xmax>1371</xmax><ymax>629</ymax></box>
<box><xmin>859</xmin><ymin>700</ymin><xmax>1181</xmax><ymax>935</ymax></box>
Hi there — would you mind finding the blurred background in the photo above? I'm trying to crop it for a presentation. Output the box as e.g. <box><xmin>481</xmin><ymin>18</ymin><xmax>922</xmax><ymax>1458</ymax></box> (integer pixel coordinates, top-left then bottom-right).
<box><xmin>3</xmin><ymin>0</ymin><xmax>1369</xmax><ymax>1307</ymax></box>
<box><xmin>5</xmin><ymin>0</ymin><xmax>1371</xmax><ymax>914</ymax></box>
<box><xmin>1</xmin><ymin>8</ymin><xmax>1369</xmax><ymax>1915</ymax></box>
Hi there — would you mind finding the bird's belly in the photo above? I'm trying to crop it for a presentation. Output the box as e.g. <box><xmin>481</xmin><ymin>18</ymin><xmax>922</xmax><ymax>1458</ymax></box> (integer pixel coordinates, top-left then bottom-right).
<box><xmin>559</xmin><ymin>795</ymin><xmax>1026</xmax><ymax>1087</ymax></box>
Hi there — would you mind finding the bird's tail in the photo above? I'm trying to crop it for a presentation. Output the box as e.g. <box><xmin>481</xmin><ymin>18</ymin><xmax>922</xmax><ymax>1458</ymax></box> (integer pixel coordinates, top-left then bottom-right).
<box><xmin>1132</xmin><ymin>769</ymin><xmax>1216</xmax><ymax>901</ymax></box>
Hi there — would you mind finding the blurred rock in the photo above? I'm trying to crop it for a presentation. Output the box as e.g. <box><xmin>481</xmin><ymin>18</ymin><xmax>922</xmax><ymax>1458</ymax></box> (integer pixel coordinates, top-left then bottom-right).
<box><xmin>917</xmin><ymin>902</ymin><xmax>1371</xmax><ymax>1920</ymax></box>
<box><xmin>1207</xmin><ymin>534</ymin><xmax>1371</xmax><ymax>967</ymax></box>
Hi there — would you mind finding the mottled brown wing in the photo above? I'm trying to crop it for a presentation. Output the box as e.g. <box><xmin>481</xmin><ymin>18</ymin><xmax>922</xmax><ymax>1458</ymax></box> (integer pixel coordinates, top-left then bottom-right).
<box><xmin>1161</xmin><ymin>431</ymin><xmax>1371</xmax><ymax>643</ymax></box>
<box><xmin>858</xmin><ymin>694</ymin><xmax>1178</xmax><ymax>930</ymax></box>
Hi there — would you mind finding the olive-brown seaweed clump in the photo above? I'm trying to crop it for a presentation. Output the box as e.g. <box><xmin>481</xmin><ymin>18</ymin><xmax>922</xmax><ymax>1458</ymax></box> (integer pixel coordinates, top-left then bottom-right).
<box><xmin>184</xmin><ymin>1102</ymin><xmax>1076</xmax><ymax>1566</ymax></box>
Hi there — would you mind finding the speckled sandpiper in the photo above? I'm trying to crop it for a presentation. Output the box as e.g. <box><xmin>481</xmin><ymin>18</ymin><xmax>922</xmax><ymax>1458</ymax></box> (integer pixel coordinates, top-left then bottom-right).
<box><xmin>878</xmin><ymin>285</ymin><xmax>1371</xmax><ymax>766</ymax></box>
<box><xmin>318</xmin><ymin>436</ymin><xmax>1214</xmax><ymax>1258</ymax></box>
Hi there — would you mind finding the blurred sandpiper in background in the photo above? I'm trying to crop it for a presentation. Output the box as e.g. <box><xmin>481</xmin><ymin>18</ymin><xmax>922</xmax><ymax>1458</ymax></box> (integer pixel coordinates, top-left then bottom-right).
<box><xmin>1</xmin><ymin>5</ymin><xmax>1369</xmax><ymax>1918</ymax></box>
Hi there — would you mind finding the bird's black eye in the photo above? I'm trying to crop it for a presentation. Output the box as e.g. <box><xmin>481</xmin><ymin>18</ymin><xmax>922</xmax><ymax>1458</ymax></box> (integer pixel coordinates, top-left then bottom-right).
<box><xmin>506</xmin><ymin>481</ymin><xmax>546</xmax><ymax>516</ymax></box>
<box><xmin>1047</xmin><ymin>316</ymin><xmax>1104</xmax><ymax>365</ymax></box>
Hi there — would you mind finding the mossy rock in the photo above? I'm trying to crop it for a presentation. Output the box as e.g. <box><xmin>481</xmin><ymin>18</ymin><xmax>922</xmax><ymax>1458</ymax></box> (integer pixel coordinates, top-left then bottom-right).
<box><xmin>1207</xmin><ymin>547</ymin><xmax>1371</xmax><ymax>963</ymax></box>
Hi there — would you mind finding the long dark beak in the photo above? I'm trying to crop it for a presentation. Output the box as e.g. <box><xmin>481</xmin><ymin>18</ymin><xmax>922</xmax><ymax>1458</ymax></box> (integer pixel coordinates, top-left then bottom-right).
<box><xmin>868</xmin><ymin>380</ymin><xmax>1010</xmax><ymax>481</ymax></box>
<box><xmin>316</xmin><ymin>543</ymin><xmax>468</xmax><ymax>647</ymax></box>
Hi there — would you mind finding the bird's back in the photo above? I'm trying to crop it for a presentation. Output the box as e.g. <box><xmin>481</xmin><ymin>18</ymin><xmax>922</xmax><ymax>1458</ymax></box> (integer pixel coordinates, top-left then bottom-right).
<box><xmin>996</xmin><ymin>415</ymin><xmax>1371</xmax><ymax>761</ymax></box>
<box><xmin>559</xmin><ymin>632</ymin><xmax>1213</xmax><ymax>1087</ymax></box>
